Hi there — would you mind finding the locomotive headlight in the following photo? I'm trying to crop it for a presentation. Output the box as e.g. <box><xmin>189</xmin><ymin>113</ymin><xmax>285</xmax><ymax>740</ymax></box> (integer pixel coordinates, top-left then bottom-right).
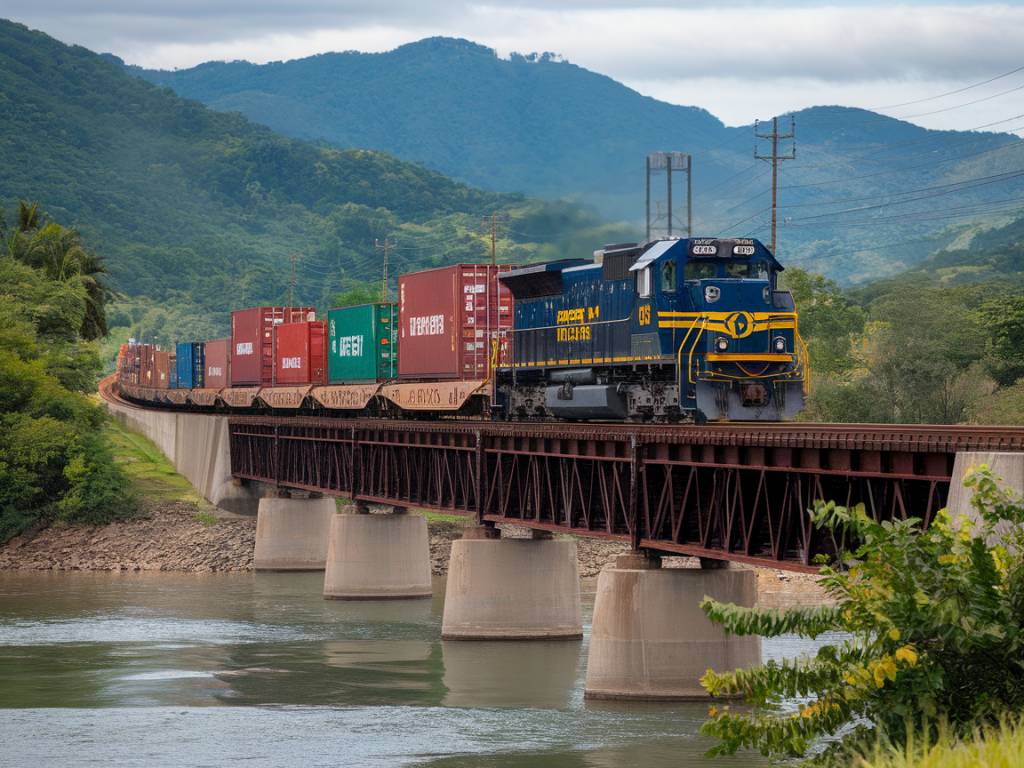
<box><xmin>715</xmin><ymin>336</ymin><xmax>729</xmax><ymax>352</ymax></box>
<box><xmin>704</xmin><ymin>285</ymin><xmax>720</xmax><ymax>303</ymax></box>
<box><xmin>773</xmin><ymin>336</ymin><xmax>786</xmax><ymax>353</ymax></box>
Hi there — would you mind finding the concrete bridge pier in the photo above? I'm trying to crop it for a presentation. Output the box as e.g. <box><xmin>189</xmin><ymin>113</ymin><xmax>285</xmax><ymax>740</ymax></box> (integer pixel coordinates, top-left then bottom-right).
<box><xmin>584</xmin><ymin>554</ymin><xmax>760</xmax><ymax>700</ymax></box>
<box><xmin>441</xmin><ymin>527</ymin><xmax>582</xmax><ymax>639</ymax></box>
<box><xmin>253</xmin><ymin>494</ymin><xmax>336</xmax><ymax>571</ymax></box>
<box><xmin>322</xmin><ymin>505</ymin><xmax>432</xmax><ymax>600</ymax></box>
<box><xmin>948</xmin><ymin>451</ymin><xmax>1024</xmax><ymax>516</ymax></box>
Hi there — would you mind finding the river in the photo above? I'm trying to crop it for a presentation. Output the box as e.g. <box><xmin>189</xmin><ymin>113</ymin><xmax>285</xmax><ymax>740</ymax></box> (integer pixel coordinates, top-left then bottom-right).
<box><xmin>0</xmin><ymin>572</ymin><xmax>821</xmax><ymax>767</ymax></box>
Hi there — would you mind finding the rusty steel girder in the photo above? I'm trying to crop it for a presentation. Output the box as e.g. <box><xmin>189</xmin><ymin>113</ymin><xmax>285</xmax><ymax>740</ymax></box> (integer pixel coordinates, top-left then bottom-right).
<box><xmin>228</xmin><ymin>416</ymin><xmax>1024</xmax><ymax>571</ymax></box>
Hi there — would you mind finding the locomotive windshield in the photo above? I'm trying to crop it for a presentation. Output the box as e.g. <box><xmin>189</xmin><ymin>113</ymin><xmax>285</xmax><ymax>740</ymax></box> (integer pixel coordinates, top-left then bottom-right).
<box><xmin>726</xmin><ymin>260</ymin><xmax>770</xmax><ymax>279</ymax></box>
<box><xmin>684</xmin><ymin>261</ymin><xmax>716</xmax><ymax>281</ymax></box>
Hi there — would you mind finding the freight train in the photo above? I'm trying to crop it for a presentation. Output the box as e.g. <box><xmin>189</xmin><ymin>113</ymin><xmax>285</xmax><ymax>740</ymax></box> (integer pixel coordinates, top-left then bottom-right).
<box><xmin>116</xmin><ymin>237</ymin><xmax>807</xmax><ymax>422</ymax></box>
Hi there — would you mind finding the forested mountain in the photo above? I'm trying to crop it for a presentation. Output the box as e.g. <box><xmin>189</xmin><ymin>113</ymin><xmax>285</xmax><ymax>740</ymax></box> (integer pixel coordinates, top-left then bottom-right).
<box><xmin>0</xmin><ymin>21</ymin><xmax>632</xmax><ymax>345</ymax></box>
<box><xmin>134</xmin><ymin>37</ymin><xmax>1024</xmax><ymax>283</ymax></box>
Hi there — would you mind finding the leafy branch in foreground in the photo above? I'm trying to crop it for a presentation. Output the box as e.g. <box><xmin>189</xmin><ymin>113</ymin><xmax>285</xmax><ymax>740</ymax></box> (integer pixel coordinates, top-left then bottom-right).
<box><xmin>699</xmin><ymin>466</ymin><xmax>1024</xmax><ymax>762</ymax></box>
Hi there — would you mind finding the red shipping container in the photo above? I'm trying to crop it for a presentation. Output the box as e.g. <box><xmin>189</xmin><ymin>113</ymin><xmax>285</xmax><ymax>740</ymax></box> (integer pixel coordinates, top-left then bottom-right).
<box><xmin>154</xmin><ymin>350</ymin><xmax>171</xmax><ymax>389</ymax></box>
<box><xmin>273</xmin><ymin>321</ymin><xmax>327</xmax><ymax>385</ymax></box>
<box><xmin>204</xmin><ymin>338</ymin><xmax>230</xmax><ymax>389</ymax></box>
<box><xmin>139</xmin><ymin>344</ymin><xmax>156</xmax><ymax>387</ymax></box>
<box><xmin>230</xmin><ymin>306</ymin><xmax>315</xmax><ymax>386</ymax></box>
<box><xmin>398</xmin><ymin>264</ymin><xmax>515</xmax><ymax>380</ymax></box>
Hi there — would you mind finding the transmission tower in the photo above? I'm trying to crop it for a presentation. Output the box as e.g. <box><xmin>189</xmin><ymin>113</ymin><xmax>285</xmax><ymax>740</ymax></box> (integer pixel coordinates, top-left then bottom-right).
<box><xmin>754</xmin><ymin>116</ymin><xmax>796</xmax><ymax>254</ymax></box>
<box><xmin>645</xmin><ymin>152</ymin><xmax>692</xmax><ymax>241</ymax></box>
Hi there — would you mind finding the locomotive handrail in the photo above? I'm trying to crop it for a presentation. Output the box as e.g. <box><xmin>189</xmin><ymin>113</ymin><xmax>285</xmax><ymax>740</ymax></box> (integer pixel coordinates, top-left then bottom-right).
<box><xmin>501</xmin><ymin>314</ymin><xmax>633</xmax><ymax>333</ymax></box>
<box><xmin>675</xmin><ymin>313</ymin><xmax>807</xmax><ymax>390</ymax></box>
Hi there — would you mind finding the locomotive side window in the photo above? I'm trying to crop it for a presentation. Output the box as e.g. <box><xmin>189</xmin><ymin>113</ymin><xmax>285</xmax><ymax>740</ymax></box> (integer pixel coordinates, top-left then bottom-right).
<box><xmin>637</xmin><ymin>266</ymin><xmax>652</xmax><ymax>298</ymax></box>
<box><xmin>661</xmin><ymin>260</ymin><xmax>676</xmax><ymax>292</ymax></box>
<box><xmin>684</xmin><ymin>261</ymin><xmax>716</xmax><ymax>281</ymax></box>
<box><xmin>751</xmin><ymin>260</ymin><xmax>769</xmax><ymax>279</ymax></box>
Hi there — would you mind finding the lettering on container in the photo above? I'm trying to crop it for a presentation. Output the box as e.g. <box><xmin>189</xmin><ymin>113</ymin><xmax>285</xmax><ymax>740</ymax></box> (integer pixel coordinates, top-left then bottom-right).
<box><xmin>208</xmin><ymin>366</ymin><xmax>223</xmax><ymax>377</ymax></box>
<box><xmin>235</xmin><ymin>342</ymin><xmax>254</xmax><ymax>356</ymax></box>
<box><xmin>409</xmin><ymin>314</ymin><xmax>445</xmax><ymax>336</ymax></box>
<box><xmin>334</xmin><ymin>335</ymin><xmax>364</xmax><ymax>357</ymax></box>
<box><xmin>280</xmin><ymin>357</ymin><xmax>303</xmax><ymax>369</ymax></box>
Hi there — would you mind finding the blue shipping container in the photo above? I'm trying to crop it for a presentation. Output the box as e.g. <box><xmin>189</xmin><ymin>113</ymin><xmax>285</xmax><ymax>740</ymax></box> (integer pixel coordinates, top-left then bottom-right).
<box><xmin>175</xmin><ymin>342</ymin><xmax>205</xmax><ymax>389</ymax></box>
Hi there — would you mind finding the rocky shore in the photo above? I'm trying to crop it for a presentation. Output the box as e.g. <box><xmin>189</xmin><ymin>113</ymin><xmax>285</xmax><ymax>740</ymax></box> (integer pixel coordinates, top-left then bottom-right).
<box><xmin>0</xmin><ymin>502</ymin><xmax>828</xmax><ymax>605</ymax></box>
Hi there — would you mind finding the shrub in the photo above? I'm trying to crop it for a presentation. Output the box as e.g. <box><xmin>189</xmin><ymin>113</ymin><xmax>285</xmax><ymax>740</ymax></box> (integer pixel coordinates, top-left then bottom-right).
<box><xmin>699</xmin><ymin>466</ymin><xmax>1024</xmax><ymax>762</ymax></box>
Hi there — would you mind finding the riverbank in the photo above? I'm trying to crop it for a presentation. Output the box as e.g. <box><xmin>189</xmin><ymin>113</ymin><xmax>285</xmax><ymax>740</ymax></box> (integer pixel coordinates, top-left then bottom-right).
<box><xmin>0</xmin><ymin>501</ymin><xmax>829</xmax><ymax>605</ymax></box>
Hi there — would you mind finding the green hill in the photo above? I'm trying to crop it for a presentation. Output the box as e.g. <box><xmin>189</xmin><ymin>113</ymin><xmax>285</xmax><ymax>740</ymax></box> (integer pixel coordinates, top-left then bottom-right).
<box><xmin>0</xmin><ymin>21</ymin><xmax>633</xmax><ymax>345</ymax></box>
<box><xmin>131</xmin><ymin>38</ymin><xmax>1024</xmax><ymax>284</ymax></box>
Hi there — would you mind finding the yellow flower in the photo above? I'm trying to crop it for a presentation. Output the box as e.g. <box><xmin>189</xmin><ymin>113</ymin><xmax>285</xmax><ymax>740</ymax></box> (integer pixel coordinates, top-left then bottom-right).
<box><xmin>708</xmin><ymin>705</ymin><xmax>718</xmax><ymax>718</ymax></box>
<box><xmin>938</xmin><ymin>554</ymin><xmax>957</xmax><ymax>565</ymax></box>
<box><xmin>895</xmin><ymin>646</ymin><xmax>919</xmax><ymax>667</ymax></box>
<box><xmin>888</xmin><ymin>628</ymin><xmax>901</xmax><ymax>641</ymax></box>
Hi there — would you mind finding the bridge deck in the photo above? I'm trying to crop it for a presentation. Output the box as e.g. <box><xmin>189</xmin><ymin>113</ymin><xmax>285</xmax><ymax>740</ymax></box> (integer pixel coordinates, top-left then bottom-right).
<box><xmin>226</xmin><ymin>415</ymin><xmax>1024</xmax><ymax>571</ymax></box>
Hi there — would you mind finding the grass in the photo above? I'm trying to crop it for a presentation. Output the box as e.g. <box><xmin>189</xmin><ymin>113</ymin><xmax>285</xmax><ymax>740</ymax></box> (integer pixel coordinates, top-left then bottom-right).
<box><xmin>333</xmin><ymin>498</ymin><xmax>467</xmax><ymax>524</ymax></box>
<box><xmin>192</xmin><ymin>510</ymin><xmax>218</xmax><ymax>527</ymax></box>
<box><xmin>104</xmin><ymin>417</ymin><xmax>204</xmax><ymax>505</ymax></box>
<box><xmin>859</xmin><ymin>720</ymin><xmax>1024</xmax><ymax>768</ymax></box>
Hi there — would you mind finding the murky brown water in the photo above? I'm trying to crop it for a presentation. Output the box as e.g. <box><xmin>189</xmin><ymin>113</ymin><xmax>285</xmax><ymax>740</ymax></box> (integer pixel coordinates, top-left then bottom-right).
<box><xmin>0</xmin><ymin>572</ymin><xmax>820</xmax><ymax>767</ymax></box>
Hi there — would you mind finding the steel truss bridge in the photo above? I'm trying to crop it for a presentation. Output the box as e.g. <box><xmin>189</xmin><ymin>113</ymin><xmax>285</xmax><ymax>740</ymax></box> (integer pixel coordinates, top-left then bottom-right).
<box><xmin>228</xmin><ymin>416</ymin><xmax>1024</xmax><ymax>572</ymax></box>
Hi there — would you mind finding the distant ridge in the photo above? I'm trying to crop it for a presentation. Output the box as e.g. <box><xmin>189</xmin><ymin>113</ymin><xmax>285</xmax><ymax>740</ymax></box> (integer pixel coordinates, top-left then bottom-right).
<box><xmin>134</xmin><ymin>37</ymin><xmax>1024</xmax><ymax>282</ymax></box>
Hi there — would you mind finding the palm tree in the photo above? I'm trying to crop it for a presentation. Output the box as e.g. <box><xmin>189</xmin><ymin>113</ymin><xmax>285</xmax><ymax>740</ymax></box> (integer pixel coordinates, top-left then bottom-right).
<box><xmin>5</xmin><ymin>203</ymin><xmax>116</xmax><ymax>340</ymax></box>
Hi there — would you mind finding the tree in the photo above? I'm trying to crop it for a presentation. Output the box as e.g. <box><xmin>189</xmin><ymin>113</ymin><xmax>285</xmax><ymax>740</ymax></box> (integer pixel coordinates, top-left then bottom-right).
<box><xmin>782</xmin><ymin>268</ymin><xmax>865</xmax><ymax>377</ymax></box>
<box><xmin>6</xmin><ymin>204</ymin><xmax>115</xmax><ymax>340</ymax></box>
<box><xmin>977</xmin><ymin>296</ymin><xmax>1024</xmax><ymax>387</ymax></box>
<box><xmin>332</xmin><ymin>282</ymin><xmax>384</xmax><ymax>308</ymax></box>
<box><xmin>699</xmin><ymin>466</ymin><xmax>1024</xmax><ymax>762</ymax></box>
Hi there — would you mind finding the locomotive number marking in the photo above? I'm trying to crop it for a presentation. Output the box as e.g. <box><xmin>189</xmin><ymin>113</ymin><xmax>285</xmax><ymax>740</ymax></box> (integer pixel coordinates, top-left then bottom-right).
<box><xmin>638</xmin><ymin>305</ymin><xmax>651</xmax><ymax>326</ymax></box>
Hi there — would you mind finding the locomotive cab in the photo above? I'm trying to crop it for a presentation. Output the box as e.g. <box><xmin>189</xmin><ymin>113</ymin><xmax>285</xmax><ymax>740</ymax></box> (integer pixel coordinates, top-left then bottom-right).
<box><xmin>496</xmin><ymin>237</ymin><xmax>806</xmax><ymax>422</ymax></box>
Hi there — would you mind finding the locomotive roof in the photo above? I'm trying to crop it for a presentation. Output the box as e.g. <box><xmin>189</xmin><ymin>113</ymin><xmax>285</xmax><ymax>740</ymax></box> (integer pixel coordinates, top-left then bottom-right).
<box><xmin>499</xmin><ymin>237</ymin><xmax>782</xmax><ymax>299</ymax></box>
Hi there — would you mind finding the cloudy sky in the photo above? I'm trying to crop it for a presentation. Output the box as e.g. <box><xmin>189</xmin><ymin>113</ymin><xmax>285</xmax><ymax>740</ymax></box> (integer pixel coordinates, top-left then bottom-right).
<box><xmin>9</xmin><ymin>2</ymin><xmax>1024</xmax><ymax>130</ymax></box>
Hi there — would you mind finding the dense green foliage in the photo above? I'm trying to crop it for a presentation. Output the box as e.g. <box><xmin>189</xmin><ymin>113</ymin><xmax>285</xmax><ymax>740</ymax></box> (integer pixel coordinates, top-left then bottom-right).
<box><xmin>859</xmin><ymin>718</ymin><xmax>1024</xmax><ymax>768</ymax></box>
<box><xmin>0</xmin><ymin>21</ymin><xmax>634</xmax><ymax>351</ymax></box>
<box><xmin>0</xmin><ymin>205</ymin><xmax>134</xmax><ymax>543</ymax></box>
<box><xmin>700</xmin><ymin>466</ymin><xmax>1024</xmax><ymax>762</ymax></box>
<box><xmin>784</xmin><ymin>215</ymin><xmax>1024</xmax><ymax>424</ymax></box>
<box><xmin>133</xmin><ymin>37</ymin><xmax>1024</xmax><ymax>281</ymax></box>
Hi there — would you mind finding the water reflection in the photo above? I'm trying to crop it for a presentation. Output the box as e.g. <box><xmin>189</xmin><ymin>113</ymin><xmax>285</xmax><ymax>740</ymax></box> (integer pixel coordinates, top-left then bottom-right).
<box><xmin>442</xmin><ymin>639</ymin><xmax>582</xmax><ymax>709</ymax></box>
<box><xmin>0</xmin><ymin>571</ymin><xmax>825</xmax><ymax>767</ymax></box>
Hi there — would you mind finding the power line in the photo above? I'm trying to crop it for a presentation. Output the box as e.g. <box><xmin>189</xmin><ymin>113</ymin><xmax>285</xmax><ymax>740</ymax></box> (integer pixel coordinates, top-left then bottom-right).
<box><xmin>785</xmin><ymin>195</ymin><xmax>1024</xmax><ymax>229</ymax></box>
<box><xmin>784</xmin><ymin>169</ymin><xmax>1024</xmax><ymax>226</ymax></box>
<box><xmin>869</xmin><ymin>64</ymin><xmax>1024</xmax><ymax>111</ymax></box>
<box><xmin>778</xmin><ymin>165</ymin><xmax>1024</xmax><ymax>213</ymax></box>
<box><xmin>780</xmin><ymin>138</ymin><xmax>1024</xmax><ymax>191</ymax></box>
<box><xmin>894</xmin><ymin>80</ymin><xmax>1024</xmax><ymax>120</ymax></box>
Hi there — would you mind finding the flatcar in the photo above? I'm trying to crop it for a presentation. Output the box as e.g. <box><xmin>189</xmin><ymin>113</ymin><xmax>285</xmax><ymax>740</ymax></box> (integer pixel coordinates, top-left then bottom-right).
<box><xmin>495</xmin><ymin>237</ymin><xmax>806</xmax><ymax>422</ymax></box>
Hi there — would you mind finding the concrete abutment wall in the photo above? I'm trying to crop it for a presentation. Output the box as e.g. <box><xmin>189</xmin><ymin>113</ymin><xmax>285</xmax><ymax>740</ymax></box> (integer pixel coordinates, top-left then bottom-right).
<box><xmin>105</xmin><ymin>401</ymin><xmax>261</xmax><ymax>515</ymax></box>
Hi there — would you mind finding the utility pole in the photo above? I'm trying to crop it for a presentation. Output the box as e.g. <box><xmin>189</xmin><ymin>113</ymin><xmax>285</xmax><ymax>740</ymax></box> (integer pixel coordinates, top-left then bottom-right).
<box><xmin>645</xmin><ymin>152</ymin><xmax>692</xmax><ymax>241</ymax></box>
<box><xmin>755</xmin><ymin>116</ymin><xmax>796</xmax><ymax>254</ymax></box>
<box><xmin>482</xmin><ymin>213</ymin><xmax>505</xmax><ymax>265</ymax></box>
<box><xmin>375</xmin><ymin>238</ymin><xmax>393</xmax><ymax>300</ymax></box>
<box><xmin>288</xmin><ymin>253</ymin><xmax>299</xmax><ymax>307</ymax></box>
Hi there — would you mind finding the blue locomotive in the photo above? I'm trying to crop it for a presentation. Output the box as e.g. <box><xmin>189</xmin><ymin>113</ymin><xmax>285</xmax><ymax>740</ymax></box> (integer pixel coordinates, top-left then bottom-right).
<box><xmin>496</xmin><ymin>237</ymin><xmax>807</xmax><ymax>422</ymax></box>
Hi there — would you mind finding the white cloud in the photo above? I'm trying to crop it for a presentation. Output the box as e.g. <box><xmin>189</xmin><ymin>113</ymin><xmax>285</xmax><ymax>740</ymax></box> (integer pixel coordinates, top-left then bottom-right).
<box><xmin>10</xmin><ymin>3</ymin><xmax>1024</xmax><ymax>131</ymax></box>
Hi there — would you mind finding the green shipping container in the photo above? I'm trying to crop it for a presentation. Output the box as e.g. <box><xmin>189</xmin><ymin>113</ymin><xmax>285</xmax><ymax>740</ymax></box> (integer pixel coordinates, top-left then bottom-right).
<box><xmin>327</xmin><ymin>303</ymin><xmax>398</xmax><ymax>383</ymax></box>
